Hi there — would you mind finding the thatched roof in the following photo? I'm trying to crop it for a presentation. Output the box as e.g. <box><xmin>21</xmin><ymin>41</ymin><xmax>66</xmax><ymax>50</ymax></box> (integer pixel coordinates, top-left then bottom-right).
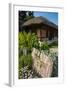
<box><xmin>22</xmin><ymin>16</ymin><xmax>58</xmax><ymax>29</ymax></box>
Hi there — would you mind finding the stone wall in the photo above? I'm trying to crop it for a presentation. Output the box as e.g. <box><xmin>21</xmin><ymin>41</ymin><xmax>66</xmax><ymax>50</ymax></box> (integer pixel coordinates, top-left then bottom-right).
<box><xmin>32</xmin><ymin>48</ymin><xmax>53</xmax><ymax>77</ymax></box>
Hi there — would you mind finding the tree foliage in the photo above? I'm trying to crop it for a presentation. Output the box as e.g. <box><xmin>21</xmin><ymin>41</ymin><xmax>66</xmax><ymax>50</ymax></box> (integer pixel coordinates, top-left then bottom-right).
<box><xmin>19</xmin><ymin>11</ymin><xmax>34</xmax><ymax>31</ymax></box>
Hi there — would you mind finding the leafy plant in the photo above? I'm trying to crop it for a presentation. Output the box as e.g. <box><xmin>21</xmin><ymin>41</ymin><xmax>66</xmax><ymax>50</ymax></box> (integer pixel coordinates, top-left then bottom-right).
<box><xmin>19</xmin><ymin>54</ymin><xmax>33</xmax><ymax>70</ymax></box>
<box><xmin>19</xmin><ymin>32</ymin><xmax>40</xmax><ymax>56</ymax></box>
<box><xmin>40</xmin><ymin>41</ymin><xmax>49</xmax><ymax>50</ymax></box>
<box><xmin>31</xmin><ymin>33</ymin><xmax>39</xmax><ymax>49</ymax></box>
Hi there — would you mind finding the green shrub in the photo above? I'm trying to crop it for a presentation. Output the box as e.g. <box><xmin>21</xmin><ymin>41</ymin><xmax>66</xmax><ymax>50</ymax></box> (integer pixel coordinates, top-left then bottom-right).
<box><xmin>19</xmin><ymin>54</ymin><xmax>33</xmax><ymax>70</ymax></box>
<box><xmin>19</xmin><ymin>32</ymin><xmax>40</xmax><ymax>57</ymax></box>
<box><xmin>40</xmin><ymin>41</ymin><xmax>49</xmax><ymax>50</ymax></box>
<box><xmin>31</xmin><ymin>33</ymin><xmax>39</xmax><ymax>49</ymax></box>
<box><xmin>19</xmin><ymin>32</ymin><xmax>39</xmax><ymax>50</ymax></box>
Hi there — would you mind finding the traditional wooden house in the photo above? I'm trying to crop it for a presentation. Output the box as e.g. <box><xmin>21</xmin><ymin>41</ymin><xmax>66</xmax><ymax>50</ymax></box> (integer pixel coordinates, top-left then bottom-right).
<box><xmin>22</xmin><ymin>16</ymin><xmax>58</xmax><ymax>41</ymax></box>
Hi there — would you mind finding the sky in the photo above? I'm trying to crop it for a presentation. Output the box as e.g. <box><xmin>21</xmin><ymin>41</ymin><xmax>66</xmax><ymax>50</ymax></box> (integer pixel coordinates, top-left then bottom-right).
<box><xmin>34</xmin><ymin>12</ymin><xmax>58</xmax><ymax>25</ymax></box>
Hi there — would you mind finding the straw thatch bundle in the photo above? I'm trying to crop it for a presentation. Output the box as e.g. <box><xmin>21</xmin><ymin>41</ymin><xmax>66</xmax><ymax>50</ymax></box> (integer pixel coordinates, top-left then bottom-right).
<box><xmin>22</xmin><ymin>16</ymin><xmax>58</xmax><ymax>29</ymax></box>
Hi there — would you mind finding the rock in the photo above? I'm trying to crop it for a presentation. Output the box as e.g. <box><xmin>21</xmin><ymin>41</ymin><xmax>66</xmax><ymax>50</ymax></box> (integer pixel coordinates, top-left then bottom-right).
<box><xmin>32</xmin><ymin>48</ymin><xmax>53</xmax><ymax>78</ymax></box>
<box><xmin>28</xmin><ymin>74</ymin><xmax>33</xmax><ymax>78</ymax></box>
